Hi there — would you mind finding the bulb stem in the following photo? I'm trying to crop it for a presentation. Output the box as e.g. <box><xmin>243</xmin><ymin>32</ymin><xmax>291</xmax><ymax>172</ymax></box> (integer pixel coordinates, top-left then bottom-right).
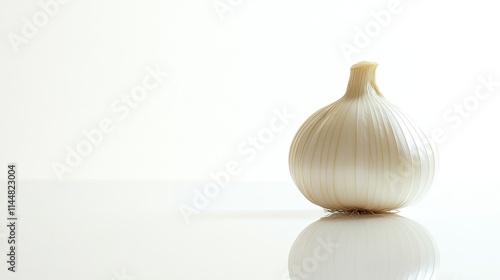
<box><xmin>344</xmin><ymin>61</ymin><xmax>383</xmax><ymax>98</ymax></box>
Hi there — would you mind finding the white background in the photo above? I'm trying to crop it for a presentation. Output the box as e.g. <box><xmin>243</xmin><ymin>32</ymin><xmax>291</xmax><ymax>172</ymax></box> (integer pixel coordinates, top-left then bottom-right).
<box><xmin>1</xmin><ymin>0</ymin><xmax>499</xmax><ymax>186</ymax></box>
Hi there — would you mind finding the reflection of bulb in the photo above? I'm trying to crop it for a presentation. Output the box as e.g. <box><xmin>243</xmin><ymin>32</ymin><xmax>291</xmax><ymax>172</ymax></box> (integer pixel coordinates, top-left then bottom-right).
<box><xmin>288</xmin><ymin>214</ymin><xmax>439</xmax><ymax>280</ymax></box>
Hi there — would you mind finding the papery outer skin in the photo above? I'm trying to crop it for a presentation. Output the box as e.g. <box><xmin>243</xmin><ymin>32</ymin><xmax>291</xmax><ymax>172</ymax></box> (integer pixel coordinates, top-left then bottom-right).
<box><xmin>288</xmin><ymin>215</ymin><xmax>440</xmax><ymax>280</ymax></box>
<box><xmin>289</xmin><ymin>62</ymin><xmax>438</xmax><ymax>211</ymax></box>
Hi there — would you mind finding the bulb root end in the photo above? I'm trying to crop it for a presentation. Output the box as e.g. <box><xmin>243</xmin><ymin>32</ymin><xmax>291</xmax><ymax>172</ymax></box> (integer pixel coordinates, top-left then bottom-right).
<box><xmin>324</xmin><ymin>208</ymin><xmax>400</xmax><ymax>216</ymax></box>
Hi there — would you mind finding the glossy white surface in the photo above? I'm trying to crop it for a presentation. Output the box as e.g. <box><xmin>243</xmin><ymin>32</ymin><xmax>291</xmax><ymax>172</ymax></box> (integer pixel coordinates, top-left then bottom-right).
<box><xmin>0</xmin><ymin>181</ymin><xmax>498</xmax><ymax>280</ymax></box>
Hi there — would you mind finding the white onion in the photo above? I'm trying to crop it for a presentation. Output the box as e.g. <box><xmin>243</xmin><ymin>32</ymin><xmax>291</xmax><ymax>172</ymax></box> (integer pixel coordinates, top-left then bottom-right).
<box><xmin>288</xmin><ymin>214</ymin><xmax>439</xmax><ymax>280</ymax></box>
<box><xmin>289</xmin><ymin>62</ymin><xmax>437</xmax><ymax>211</ymax></box>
